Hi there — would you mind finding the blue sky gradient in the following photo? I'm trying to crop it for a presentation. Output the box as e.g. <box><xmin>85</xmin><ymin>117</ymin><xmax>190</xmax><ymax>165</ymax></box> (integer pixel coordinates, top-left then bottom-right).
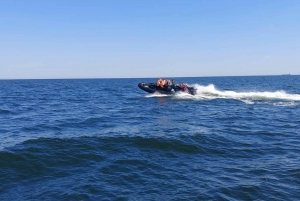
<box><xmin>1</xmin><ymin>0</ymin><xmax>300</xmax><ymax>79</ymax></box>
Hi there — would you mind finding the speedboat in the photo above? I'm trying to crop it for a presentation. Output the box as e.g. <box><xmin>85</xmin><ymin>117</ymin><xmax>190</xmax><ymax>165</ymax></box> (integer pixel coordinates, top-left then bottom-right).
<box><xmin>138</xmin><ymin>79</ymin><xmax>197</xmax><ymax>95</ymax></box>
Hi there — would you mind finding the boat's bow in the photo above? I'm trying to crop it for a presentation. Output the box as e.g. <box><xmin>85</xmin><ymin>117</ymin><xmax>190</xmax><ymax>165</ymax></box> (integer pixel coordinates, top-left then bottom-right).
<box><xmin>138</xmin><ymin>83</ymin><xmax>157</xmax><ymax>93</ymax></box>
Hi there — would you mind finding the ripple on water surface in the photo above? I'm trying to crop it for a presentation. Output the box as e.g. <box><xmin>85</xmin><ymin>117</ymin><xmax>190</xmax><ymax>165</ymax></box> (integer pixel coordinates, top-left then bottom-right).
<box><xmin>0</xmin><ymin>77</ymin><xmax>300</xmax><ymax>200</ymax></box>
<box><xmin>1</xmin><ymin>133</ymin><xmax>300</xmax><ymax>200</ymax></box>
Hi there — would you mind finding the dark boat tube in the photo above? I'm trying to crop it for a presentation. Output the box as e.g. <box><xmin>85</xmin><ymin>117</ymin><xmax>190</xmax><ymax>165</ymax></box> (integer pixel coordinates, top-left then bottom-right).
<box><xmin>138</xmin><ymin>82</ymin><xmax>197</xmax><ymax>95</ymax></box>
<box><xmin>138</xmin><ymin>83</ymin><xmax>175</xmax><ymax>94</ymax></box>
<box><xmin>138</xmin><ymin>83</ymin><xmax>157</xmax><ymax>93</ymax></box>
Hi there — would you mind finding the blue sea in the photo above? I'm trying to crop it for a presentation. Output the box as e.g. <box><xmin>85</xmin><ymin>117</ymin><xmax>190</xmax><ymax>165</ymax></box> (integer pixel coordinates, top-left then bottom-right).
<box><xmin>1</xmin><ymin>76</ymin><xmax>300</xmax><ymax>200</ymax></box>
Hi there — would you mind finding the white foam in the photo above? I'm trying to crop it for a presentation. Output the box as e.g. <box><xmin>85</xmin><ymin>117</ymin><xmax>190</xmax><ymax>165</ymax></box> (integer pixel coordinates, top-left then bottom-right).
<box><xmin>145</xmin><ymin>92</ymin><xmax>169</xmax><ymax>98</ymax></box>
<box><xmin>173</xmin><ymin>91</ymin><xmax>196</xmax><ymax>99</ymax></box>
<box><xmin>143</xmin><ymin>83</ymin><xmax>300</xmax><ymax>105</ymax></box>
<box><xmin>273</xmin><ymin>102</ymin><xmax>299</xmax><ymax>107</ymax></box>
<box><xmin>190</xmin><ymin>84</ymin><xmax>300</xmax><ymax>101</ymax></box>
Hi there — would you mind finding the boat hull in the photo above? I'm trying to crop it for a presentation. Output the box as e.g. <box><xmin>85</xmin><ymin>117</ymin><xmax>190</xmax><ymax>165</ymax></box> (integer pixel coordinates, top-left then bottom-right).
<box><xmin>138</xmin><ymin>83</ymin><xmax>175</xmax><ymax>94</ymax></box>
<box><xmin>138</xmin><ymin>82</ymin><xmax>196</xmax><ymax>95</ymax></box>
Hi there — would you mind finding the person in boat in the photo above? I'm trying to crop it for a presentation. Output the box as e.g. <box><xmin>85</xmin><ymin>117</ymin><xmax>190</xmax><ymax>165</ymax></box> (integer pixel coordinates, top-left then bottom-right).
<box><xmin>156</xmin><ymin>78</ymin><xmax>170</xmax><ymax>88</ymax></box>
<box><xmin>164</xmin><ymin>79</ymin><xmax>172</xmax><ymax>91</ymax></box>
<box><xmin>164</xmin><ymin>79</ymin><xmax>170</xmax><ymax>87</ymax></box>
<box><xmin>156</xmin><ymin>78</ymin><xmax>164</xmax><ymax>88</ymax></box>
<box><xmin>179</xmin><ymin>83</ymin><xmax>189</xmax><ymax>92</ymax></box>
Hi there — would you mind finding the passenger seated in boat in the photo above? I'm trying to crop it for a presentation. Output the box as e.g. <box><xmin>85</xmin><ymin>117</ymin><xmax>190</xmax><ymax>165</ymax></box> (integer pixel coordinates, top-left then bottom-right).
<box><xmin>165</xmin><ymin>79</ymin><xmax>172</xmax><ymax>91</ymax></box>
<box><xmin>156</xmin><ymin>78</ymin><xmax>162</xmax><ymax>86</ymax></box>
<box><xmin>164</xmin><ymin>80</ymin><xmax>170</xmax><ymax>87</ymax></box>
<box><xmin>179</xmin><ymin>83</ymin><xmax>189</xmax><ymax>92</ymax></box>
<box><xmin>181</xmin><ymin>83</ymin><xmax>191</xmax><ymax>93</ymax></box>
<box><xmin>156</xmin><ymin>78</ymin><xmax>166</xmax><ymax>88</ymax></box>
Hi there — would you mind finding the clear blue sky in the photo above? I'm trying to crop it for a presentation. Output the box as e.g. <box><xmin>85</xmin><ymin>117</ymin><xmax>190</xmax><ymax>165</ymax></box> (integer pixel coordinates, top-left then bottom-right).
<box><xmin>1</xmin><ymin>0</ymin><xmax>300</xmax><ymax>79</ymax></box>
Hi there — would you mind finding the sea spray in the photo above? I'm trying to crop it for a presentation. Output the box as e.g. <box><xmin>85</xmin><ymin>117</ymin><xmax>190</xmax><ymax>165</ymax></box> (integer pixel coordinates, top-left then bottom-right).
<box><xmin>171</xmin><ymin>84</ymin><xmax>300</xmax><ymax>104</ymax></box>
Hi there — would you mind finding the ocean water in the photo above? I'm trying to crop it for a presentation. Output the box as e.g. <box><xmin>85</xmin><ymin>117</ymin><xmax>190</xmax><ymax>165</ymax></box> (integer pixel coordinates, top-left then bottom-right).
<box><xmin>0</xmin><ymin>76</ymin><xmax>300</xmax><ymax>200</ymax></box>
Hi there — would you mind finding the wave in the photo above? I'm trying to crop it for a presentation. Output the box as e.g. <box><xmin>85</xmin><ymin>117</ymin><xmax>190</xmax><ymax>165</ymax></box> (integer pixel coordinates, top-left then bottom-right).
<box><xmin>1</xmin><ymin>135</ymin><xmax>299</xmax><ymax>200</ymax></box>
<box><xmin>0</xmin><ymin>109</ymin><xmax>12</xmax><ymax>114</ymax></box>
<box><xmin>173</xmin><ymin>84</ymin><xmax>300</xmax><ymax>104</ymax></box>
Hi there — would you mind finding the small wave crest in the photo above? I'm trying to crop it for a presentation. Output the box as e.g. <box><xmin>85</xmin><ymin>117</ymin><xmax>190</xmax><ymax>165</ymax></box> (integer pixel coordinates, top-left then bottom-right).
<box><xmin>0</xmin><ymin>109</ymin><xmax>12</xmax><ymax>114</ymax></box>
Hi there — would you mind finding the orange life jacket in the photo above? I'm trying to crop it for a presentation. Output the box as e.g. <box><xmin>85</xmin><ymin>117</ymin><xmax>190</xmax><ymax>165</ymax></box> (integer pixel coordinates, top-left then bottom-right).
<box><xmin>156</xmin><ymin>79</ymin><xmax>163</xmax><ymax>86</ymax></box>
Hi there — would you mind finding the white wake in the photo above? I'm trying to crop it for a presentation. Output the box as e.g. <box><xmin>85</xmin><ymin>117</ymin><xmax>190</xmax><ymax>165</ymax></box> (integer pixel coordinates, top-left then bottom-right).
<box><xmin>144</xmin><ymin>84</ymin><xmax>300</xmax><ymax>105</ymax></box>
<box><xmin>173</xmin><ymin>84</ymin><xmax>300</xmax><ymax>105</ymax></box>
<box><xmin>192</xmin><ymin>84</ymin><xmax>300</xmax><ymax>100</ymax></box>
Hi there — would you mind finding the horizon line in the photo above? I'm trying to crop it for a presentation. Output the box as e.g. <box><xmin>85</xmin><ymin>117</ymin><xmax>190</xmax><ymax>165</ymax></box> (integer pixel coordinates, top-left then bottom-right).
<box><xmin>0</xmin><ymin>74</ymin><xmax>296</xmax><ymax>81</ymax></box>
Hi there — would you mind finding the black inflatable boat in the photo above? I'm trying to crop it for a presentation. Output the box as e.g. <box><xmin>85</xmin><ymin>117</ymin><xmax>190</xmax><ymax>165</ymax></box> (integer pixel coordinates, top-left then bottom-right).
<box><xmin>138</xmin><ymin>79</ymin><xmax>197</xmax><ymax>95</ymax></box>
